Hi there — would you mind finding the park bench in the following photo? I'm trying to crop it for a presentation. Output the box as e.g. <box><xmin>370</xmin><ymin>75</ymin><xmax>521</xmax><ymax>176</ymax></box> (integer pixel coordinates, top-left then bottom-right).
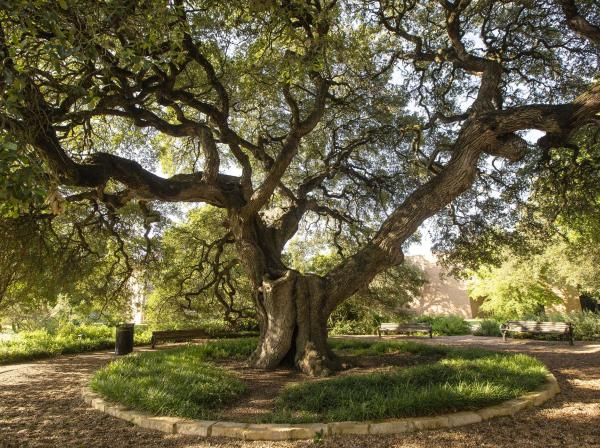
<box><xmin>501</xmin><ymin>320</ymin><xmax>574</xmax><ymax>345</ymax></box>
<box><xmin>150</xmin><ymin>328</ymin><xmax>209</xmax><ymax>348</ymax></box>
<box><xmin>378</xmin><ymin>322</ymin><xmax>433</xmax><ymax>338</ymax></box>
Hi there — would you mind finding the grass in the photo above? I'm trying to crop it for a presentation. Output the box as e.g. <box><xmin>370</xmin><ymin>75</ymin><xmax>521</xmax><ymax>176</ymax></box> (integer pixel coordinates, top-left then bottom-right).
<box><xmin>329</xmin><ymin>338</ymin><xmax>448</xmax><ymax>357</ymax></box>
<box><xmin>90</xmin><ymin>339</ymin><xmax>256</xmax><ymax>419</ymax></box>
<box><xmin>186</xmin><ymin>337</ymin><xmax>256</xmax><ymax>360</ymax></box>
<box><xmin>0</xmin><ymin>324</ymin><xmax>153</xmax><ymax>365</ymax></box>
<box><xmin>90</xmin><ymin>337</ymin><xmax>548</xmax><ymax>423</ymax></box>
<box><xmin>271</xmin><ymin>343</ymin><xmax>548</xmax><ymax>423</ymax></box>
<box><xmin>0</xmin><ymin>320</ymin><xmax>261</xmax><ymax>365</ymax></box>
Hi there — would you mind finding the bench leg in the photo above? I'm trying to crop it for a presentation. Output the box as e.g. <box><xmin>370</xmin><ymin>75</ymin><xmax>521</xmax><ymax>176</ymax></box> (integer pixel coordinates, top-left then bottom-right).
<box><xmin>502</xmin><ymin>331</ymin><xmax>507</xmax><ymax>343</ymax></box>
<box><xmin>429</xmin><ymin>330</ymin><xmax>432</xmax><ymax>338</ymax></box>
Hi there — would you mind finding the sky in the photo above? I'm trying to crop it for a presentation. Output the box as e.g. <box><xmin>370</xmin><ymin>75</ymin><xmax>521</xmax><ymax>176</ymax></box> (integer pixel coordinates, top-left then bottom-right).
<box><xmin>405</xmin><ymin>221</ymin><xmax>434</xmax><ymax>258</ymax></box>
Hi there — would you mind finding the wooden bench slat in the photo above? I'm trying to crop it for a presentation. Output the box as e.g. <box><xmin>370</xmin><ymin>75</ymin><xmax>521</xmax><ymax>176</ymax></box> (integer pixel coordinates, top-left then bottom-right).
<box><xmin>378</xmin><ymin>322</ymin><xmax>433</xmax><ymax>338</ymax></box>
<box><xmin>153</xmin><ymin>330</ymin><xmax>207</xmax><ymax>336</ymax></box>
<box><xmin>501</xmin><ymin>320</ymin><xmax>574</xmax><ymax>345</ymax></box>
<box><xmin>151</xmin><ymin>328</ymin><xmax>209</xmax><ymax>348</ymax></box>
<box><xmin>506</xmin><ymin>321</ymin><xmax>569</xmax><ymax>325</ymax></box>
<box><xmin>380</xmin><ymin>323</ymin><xmax>431</xmax><ymax>327</ymax></box>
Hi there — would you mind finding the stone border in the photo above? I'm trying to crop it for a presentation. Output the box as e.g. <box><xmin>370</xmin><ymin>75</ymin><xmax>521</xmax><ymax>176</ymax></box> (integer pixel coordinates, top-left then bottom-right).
<box><xmin>82</xmin><ymin>373</ymin><xmax>559</xmax><ymax>441</ymax></box>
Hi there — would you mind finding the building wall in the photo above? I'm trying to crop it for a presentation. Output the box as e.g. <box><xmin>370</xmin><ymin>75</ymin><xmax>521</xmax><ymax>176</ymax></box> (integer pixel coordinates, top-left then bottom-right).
<box><xmin>546</xmin><ymin>285</ymin><xmax>582</xmax><ymax>314</ymax></box>
<box><xmin>406</xmin><ymin>255</ymin><xmax>473</xmax><ymax>318</ymax></box>
<box><xmin>405</xmin><ymin>255</ymin><xmax>583</xmax><ymax>317</ymax></box>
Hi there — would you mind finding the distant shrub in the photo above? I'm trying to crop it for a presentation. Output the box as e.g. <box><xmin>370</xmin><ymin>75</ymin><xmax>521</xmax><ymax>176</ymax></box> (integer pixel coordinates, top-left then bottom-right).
<box><xmin>56</xmin><ymin>323</ymin><xmax>113</xmax><ymax>340</ymax></box>
<box><xmin>543</xmin><ymin>312</ymin><xmax>600</xmax><ymax>341</ymax></box>
<box><xmin>143</xmin><ymin>319</ymin><xmax>258</xmax><ymax>338</ymax></box>
<box><xmin>328</xmin><ymin>319</ymin><xmax>376</xmax><ymax>336</ymax></box>
<box><xmin>473</xmin><ymin>319</ymin><xmax>502</xmax><ymax>337</ymax></box>
<box><xmin>415</xmin><ymin>315</ymin><xmax>471</xmax><ymax>336</ymax></box>
<box><xmin>567</xmin><ymin>312</ymin><xmax>600</xmax><ymax>341</ymax></box>
<box><xmin>133</xmin><ymin>326</ymin><xmax>153</xmax><ymax>345</ymax></box>
<box><xmin>199</xmin><ymin>319</ymin><xmax>258</xmax><ymax>337</ymax></box>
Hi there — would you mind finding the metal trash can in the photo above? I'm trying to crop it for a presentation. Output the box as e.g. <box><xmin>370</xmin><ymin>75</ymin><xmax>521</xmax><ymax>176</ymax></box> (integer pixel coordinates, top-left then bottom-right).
<box><xmin>115</xmin><ymin>323</ymin><xmax>135</xmax><ymax>355</ymax></box>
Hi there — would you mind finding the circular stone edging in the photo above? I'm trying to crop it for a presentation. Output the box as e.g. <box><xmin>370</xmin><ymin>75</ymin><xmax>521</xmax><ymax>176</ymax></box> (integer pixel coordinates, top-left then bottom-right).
<box><xmin>82</xmin><ymin>373</ymin><xmax>560</xmax><ymax>441</ymax></box>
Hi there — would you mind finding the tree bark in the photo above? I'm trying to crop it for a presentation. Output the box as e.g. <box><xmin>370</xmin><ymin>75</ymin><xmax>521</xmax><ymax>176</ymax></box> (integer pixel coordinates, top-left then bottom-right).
<box><xmin>229</xmin><ymin>213</ymin><xmax>336</xmax><ymax>376</ymax></box>
<box><xmin>248</xmin><ymin>270</ymin><xmax>336</xmax><ymax>376</ymax></box>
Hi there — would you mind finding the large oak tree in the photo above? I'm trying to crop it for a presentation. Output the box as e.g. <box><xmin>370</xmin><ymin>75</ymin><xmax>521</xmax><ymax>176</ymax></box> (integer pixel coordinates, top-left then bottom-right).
<box><xmin>1</xmin><ymin>0</ymin><xmax>598</xmax><ymax>375</ymax></box>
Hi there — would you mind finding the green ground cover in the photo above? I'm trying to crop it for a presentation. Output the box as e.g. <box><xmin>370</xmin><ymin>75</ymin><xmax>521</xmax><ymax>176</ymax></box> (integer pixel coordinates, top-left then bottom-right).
<box><xmin>90</xmin><ymin>341</ymin><xmax>253</xmax><ymax>419</ymax></box>
<box><xmin>90</xmin><ymin>338</ymin><xmax>548</xmax><ymax>423</ymax></box>
<box><xmin>273</xmin><ymin>345</ymin><xmax>547</xmax><ymax>423</ymax></box>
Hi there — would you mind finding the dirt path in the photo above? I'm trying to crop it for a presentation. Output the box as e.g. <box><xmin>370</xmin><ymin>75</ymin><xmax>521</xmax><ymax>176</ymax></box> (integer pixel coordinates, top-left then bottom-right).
<box><xmin>1</xmin><ymin>336</ymin><xmax>599</xmax><ymax>448</ymax></box>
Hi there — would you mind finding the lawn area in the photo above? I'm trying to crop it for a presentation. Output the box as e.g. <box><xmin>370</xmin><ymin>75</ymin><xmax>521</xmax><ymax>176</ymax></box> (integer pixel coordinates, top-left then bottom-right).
<box><xmin>273</xmin><ymin>347</ymin><xmax>547</xmax><ymax>423</ymax></box>
<box><xmin>90</xmin><ymin>338</ymin><xmax>549</xmax><ymax>423</ymax></box>
<box><xmin>328</xmin><ymin>338</ymin><xmax>449</xmax><ymax>357</ymax></box>
<box><xmin>0</xmin><ymin>324</ymin><xmax>153</xmax><ymax>365</ymax></box>
<box><xmin>90</xmin><ymin>339</ymin><xmax>256</xmax><ymax>419</ymax></box>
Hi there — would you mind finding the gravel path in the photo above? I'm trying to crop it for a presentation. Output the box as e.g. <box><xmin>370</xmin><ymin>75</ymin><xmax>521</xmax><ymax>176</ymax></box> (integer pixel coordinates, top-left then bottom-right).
<box><xmin>1</xmin><ymin>336</ymin><xmax>599</xmax><ymax>448</ymax></box>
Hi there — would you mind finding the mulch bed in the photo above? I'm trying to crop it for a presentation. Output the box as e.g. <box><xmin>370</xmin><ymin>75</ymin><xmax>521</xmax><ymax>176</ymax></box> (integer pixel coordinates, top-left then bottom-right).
<box><xmin>1</xmin><ymin>336</ymin><xmax>599</xmax><ymax>448</ymax></box>
<box><xmin>216</xmin><ymin>351</ymin><xmax>438</xmax><ymax>422</ymax></box>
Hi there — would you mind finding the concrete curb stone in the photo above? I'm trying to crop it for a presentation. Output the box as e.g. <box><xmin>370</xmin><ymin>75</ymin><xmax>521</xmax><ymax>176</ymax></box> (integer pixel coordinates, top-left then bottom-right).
<box><xmin>446</xmin><ymin>411</ymin><xmax>482</xmax><ymax>427</ymax></box>
<box><xmin>328</xmin><ymin>421</ymin><xmax>370</xmax><ymax>435</ymax></box>
<box><xmin>176</xmin><ymin>420</ymin><xmax>217</xmax><ymax>437</ymax></box>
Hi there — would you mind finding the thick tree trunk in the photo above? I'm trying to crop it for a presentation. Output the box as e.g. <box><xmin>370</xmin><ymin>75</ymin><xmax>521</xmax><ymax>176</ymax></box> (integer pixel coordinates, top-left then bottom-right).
<box><xmin>228</xmin><ymin>213</ymin><xmax>337</xmax><ymax>376</ymax></box>
<box><xmin>248</xmin><ymin>270</ymin><xmax>337</xmax><ymax>376</ymax></box>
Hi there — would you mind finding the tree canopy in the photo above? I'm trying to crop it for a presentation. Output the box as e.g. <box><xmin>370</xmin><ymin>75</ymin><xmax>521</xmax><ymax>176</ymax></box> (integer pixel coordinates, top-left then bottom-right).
<box><xmin>1</xmin><ymin>0</ymin><xmax>598</xmax><ymax>374</ymax></box>
<box><xmin>447</xmin><ymin>115</ymin><xmax>600</xmax><ymax>319</ymax></box>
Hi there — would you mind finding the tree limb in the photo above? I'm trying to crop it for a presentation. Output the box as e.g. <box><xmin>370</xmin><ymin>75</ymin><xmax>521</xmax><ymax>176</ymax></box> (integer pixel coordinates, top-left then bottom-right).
<box><xmin>557</xmin><ymin>0</ymin><xmax>600</xmax><ymax>46</ymax></box>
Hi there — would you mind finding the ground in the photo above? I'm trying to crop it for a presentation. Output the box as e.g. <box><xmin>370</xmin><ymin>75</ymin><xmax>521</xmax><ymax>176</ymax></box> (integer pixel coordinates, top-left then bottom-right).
<box><xmin>1</xmin><ymin>336</ymin><xmax>599</xmax><ymax>448</ymax></box>
<box><xmin>219</xmin><ymin>349</ymin><xmax>440</xmax><ymax>422</ymax></box>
